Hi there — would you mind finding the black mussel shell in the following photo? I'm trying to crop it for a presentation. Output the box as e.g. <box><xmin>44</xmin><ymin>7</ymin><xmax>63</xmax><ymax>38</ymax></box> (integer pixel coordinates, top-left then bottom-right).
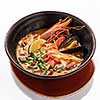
<box><xmin>59</xmin><ymin>35</ymin><xmax>80</xmax><ymax>48</ymax></box>
<box><xmin>61</xmin><ymin>46</ymin><xmax>88</xmax><ymax>58</ymax></box>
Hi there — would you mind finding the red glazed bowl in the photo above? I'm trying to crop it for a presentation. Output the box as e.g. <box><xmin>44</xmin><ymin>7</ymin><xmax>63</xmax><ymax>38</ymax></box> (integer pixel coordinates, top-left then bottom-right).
<box><xmin>5</xmin><ymin>11</ymin><xmax>96</xmax><ymax>97</ymax></box>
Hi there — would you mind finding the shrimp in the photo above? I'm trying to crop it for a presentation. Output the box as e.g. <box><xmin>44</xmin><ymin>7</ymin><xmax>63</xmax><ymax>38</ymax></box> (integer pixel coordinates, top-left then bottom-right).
<box><xmin>40</xmin><ymin>17</ymin><xmax>72</xmax><ymax>42</ymax></box>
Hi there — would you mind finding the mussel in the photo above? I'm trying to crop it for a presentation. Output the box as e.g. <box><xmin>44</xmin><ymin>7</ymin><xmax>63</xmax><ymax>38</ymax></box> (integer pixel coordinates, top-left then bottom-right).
<box><xmin>59</xmin><ymin>35</ymin><xmax>80</xmax><ymax>50</ymax></box>
<box><xmin>61</xmin><ymin>46</ymin><xmax>88</xmax><ymax>57</ymax></box>
<box><xmin>59</xmin><ymin>35</ymin><xmax>88</xmax><ymax>58</ymax></box>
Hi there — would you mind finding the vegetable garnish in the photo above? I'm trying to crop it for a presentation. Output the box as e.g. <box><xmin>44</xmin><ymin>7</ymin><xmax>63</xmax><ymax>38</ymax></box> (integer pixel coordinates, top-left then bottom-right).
<box><xmin>25</xmin><ymin>50</ymin><xmax>50</xmax><ymax>75</ymax></box>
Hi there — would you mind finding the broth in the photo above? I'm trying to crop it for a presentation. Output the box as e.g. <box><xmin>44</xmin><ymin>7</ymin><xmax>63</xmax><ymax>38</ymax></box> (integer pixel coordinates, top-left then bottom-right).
<box><xmin>16</xmin><ymin>17</ymin><xmax>84</xmax><ymax>76</ymax></box>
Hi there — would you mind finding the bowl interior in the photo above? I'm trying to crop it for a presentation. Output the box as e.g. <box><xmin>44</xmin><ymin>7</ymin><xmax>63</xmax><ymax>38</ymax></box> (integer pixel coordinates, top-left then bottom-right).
<box><xmin>5</xmin><ymin>11</ymin><xmax>95</xmax><ymax>79</ymax></box>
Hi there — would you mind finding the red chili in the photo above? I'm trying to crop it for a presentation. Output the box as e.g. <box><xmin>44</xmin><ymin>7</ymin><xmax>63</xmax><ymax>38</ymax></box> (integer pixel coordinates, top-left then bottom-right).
<box><xmin>48</xmin><ymin>59</ymin><xmax>56</xmax><ymax>68</ymax></box>
<box><xmin>43</xmin><ymin>54</ymin><xmax>49</xmax><ymax>62</ymax></box>
<box><xmin>55</xmin><ymin>36</ymin><xmax>65</xmax><ymax>46</ymax></box>
<box><xmin>48</xmin><ymin>54</ymin><xmax>60</xmax><ymax>63</ymax></box>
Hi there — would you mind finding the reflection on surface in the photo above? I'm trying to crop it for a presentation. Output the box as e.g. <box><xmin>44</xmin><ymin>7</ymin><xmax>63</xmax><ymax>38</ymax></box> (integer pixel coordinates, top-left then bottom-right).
<box><xmin>11</xmin><ymin>70</ymin><xmax>93</xmax><ymax>100</ymax></box>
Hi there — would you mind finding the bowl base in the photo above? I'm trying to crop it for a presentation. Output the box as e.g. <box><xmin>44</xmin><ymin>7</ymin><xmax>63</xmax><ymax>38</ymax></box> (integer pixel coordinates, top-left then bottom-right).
<box><xmin>11</xmin><ymin>60</ymin><xmax>95</xmax><ymax>97</ymax></box>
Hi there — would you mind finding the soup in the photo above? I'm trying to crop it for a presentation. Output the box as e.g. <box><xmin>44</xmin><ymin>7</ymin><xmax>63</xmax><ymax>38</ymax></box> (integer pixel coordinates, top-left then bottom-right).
<box><xmin>16</xmin><ymin>17</ymin><xmax>85</xmax><ymax>76</ymax></box>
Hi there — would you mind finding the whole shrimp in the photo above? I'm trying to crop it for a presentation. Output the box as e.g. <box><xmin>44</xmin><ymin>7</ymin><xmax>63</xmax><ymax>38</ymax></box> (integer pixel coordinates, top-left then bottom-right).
<box><xmin>40</xmin><ymin>17</ymin><xmax>72</xmax><ymax>42</ymax></box>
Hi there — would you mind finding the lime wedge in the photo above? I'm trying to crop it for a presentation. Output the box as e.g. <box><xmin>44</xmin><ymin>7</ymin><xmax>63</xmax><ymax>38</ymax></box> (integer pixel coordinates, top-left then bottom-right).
<box><xmin>29</xmin><ymin>39</ymin><xmax>46</xmax><ymax>53</ymax></box>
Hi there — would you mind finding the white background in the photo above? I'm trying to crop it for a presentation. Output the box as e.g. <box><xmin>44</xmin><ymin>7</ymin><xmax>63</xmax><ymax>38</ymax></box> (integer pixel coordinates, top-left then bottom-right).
<box><xmin>0</xmin><ymin>0</ymin><xmax>100</xmax><ymax>100</ymax></box>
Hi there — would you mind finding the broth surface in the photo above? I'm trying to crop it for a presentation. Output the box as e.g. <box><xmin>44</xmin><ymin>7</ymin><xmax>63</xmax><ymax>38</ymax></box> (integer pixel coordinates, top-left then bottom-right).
<box><xmin>16</xmin><ymin>17</ymin><xmax>84</xmax><ymax>76</ymax></box>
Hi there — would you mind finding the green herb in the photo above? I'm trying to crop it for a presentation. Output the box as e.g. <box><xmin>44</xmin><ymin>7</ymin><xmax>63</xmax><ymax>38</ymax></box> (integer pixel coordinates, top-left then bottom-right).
<box><xmin>50</xmin><ymin>68</ymin><xmax>53</xmax><ymax>72</ymax></box>
<box><xmin>41</xmin><ymin>69</ymin><xmax>47</xmax><ymax>75</ymax></box>
<box><xmin>33</xmin><ymin>65</ymin><xmax>39</xmax><ymax>69</ymax></box>
<box><xmin>56</xmin><ymin>67</ymin><xmax>64</xmax><ymax>73</ymax></box>
<box><xmin>38</xmin><ymin>62</ymin><xmax>45</xmax><ymax>69</ymax></box>
<box><xmin>32</xmin><ymin>65</ymin><xmax>40</xmax><ymax>72</ymax></box>
<box><xmin>53</xmin><ymin>65</ymin><xmax>65</xmax><ymax>73</ymax></box>
<box><xmin>45</xmin><ymin>63</ymin><xmax>50</xmax><ymax>70</ymax></box>
<box><xmin>25</xmin><ymin>49</ymin><xmax>50</xmax><ymax>75</ymax></box>
<box><xmin>18</xmin><ymin>57</ymin><xmax>26</xmax><ymax>63</ymax></box>
<box><xmin>25</xmin><ymin>60</ymin><xmax>33</xmax><ymax>65</ymax></box>
<box><xmin>35</xmin><ymin>49</ymin><xmax>45</xmax><ymax>58</ymax></box>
